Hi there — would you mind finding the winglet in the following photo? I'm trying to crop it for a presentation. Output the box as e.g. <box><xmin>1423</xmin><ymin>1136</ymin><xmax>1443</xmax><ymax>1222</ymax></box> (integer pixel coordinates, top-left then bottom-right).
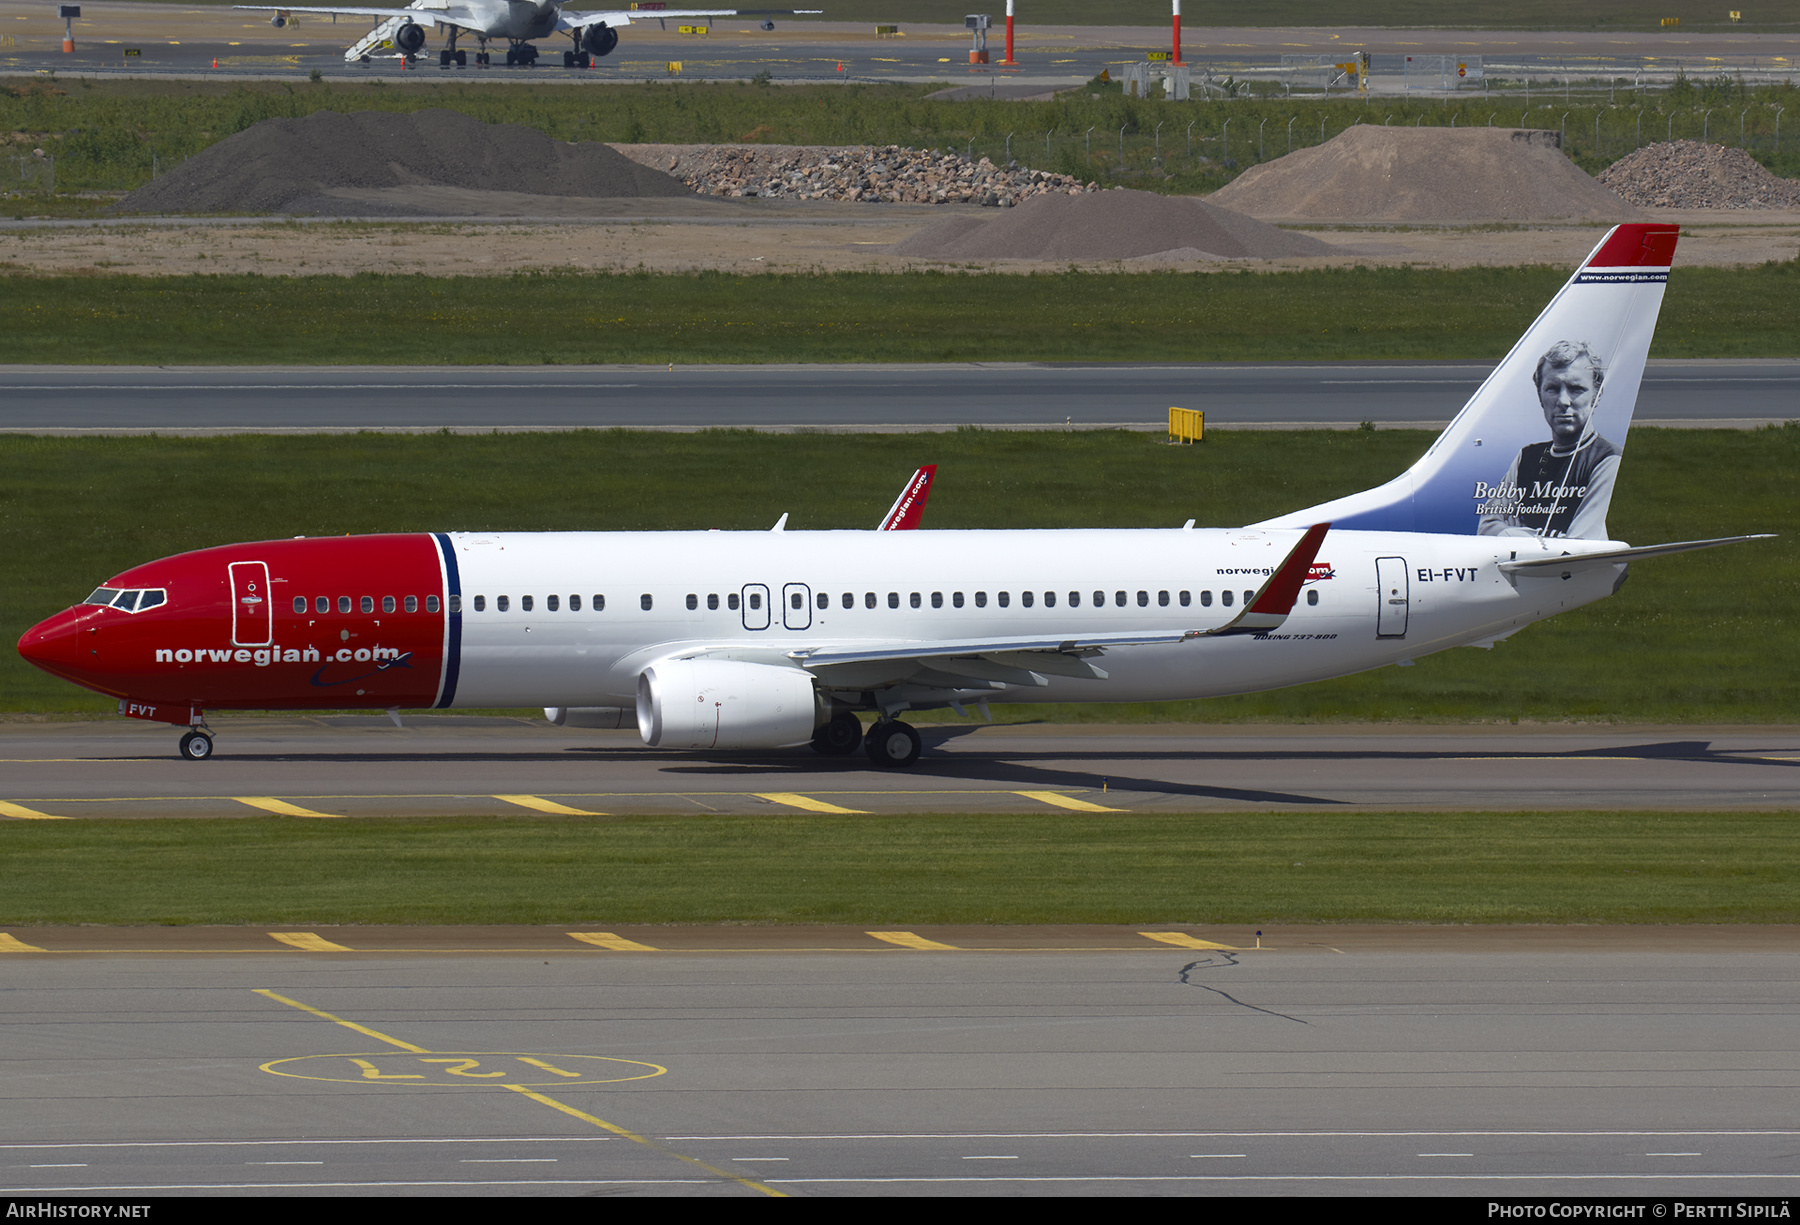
<box><xmin>1202</xmin><ymin>523</ymin><xmax>1330</xmax><ymax>637</ymax></box>
<box><xmin>878</xmin><ymin>465</ymin><xmax>937</xmax><ymax>531</ymax></box>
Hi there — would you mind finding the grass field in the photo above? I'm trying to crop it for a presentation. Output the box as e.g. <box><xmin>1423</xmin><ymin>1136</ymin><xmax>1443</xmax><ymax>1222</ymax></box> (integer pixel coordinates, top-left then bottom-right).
<box><xmin>4</xmin><ymin>427</ymin><xmax>1794</xmax><ymax>721</ymax></box>
<box><xmin>3</xmin><ymin>263</ymin><xmax>1800</xmax><ymax>365</ymax></box>
<box><xmin>4</xmin><ymin>77</ymin><xmax>1796</xmax><ymax>203</ymax></box>
<box><xmin>1</xmin><ymin>812</ymin><xmax>1795</xmax><ymax>926</ymax></box>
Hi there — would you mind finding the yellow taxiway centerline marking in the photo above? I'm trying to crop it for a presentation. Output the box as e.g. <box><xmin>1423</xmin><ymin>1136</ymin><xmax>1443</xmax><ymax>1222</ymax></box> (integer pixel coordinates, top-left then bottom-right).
<box><xmin>867</xmin><ymin>931</ymin><xmax>959</xmax><ymax>950</ymax></box>
<box><xmin>504</xmin><ymin>1085</ymin><xmax>785</xmax><ymax>1197</ymax></box>
<box><xmin>269</xmin><ymin>932</ymin><xmax>355</xmax><ymax>953</ymax></box>
<box><xmin>1014</xmin><ymin>790</ymin><xmax>1124</xmax><ymax>813</ymax></box>
<box><xmin>0</xmin><ymin>933</ymin><xmax>48</xmax><ymax>953</ymax></box>
<box><xmin>235</xmin><ymin>796</ymin><xmax>341</xmax><ymax>819</ymax></box>
<box><xmin>754</xmin><ymin>792</ymin><xmax>871</xmax><ymax>814</ymax></box>
<box><xmin>254</xmin><ymin>988</ymin><xmax>429</xmax><ymax>1052</ymax></box>
<box><xmin>568</xmin><ymin>932</ymin><xmax>660</xmax><ymax>952</ymax></box>
<box><xmin>256</xmin><ymin>988</ymin><xmax>781</xmax><ymax>1197</ymax></box>
<box><xmin>1140</xmin><ymin>932</ymin><xmax>1238</xmax><ymax>950</ymax></box>
<box><xmin>0</xmin><ymin>800</ymin><xmax>68</xmax><ymax>820</ymax></box>
<box><xmin>494</xmin><ymin>794</ymin><xmax>607</xmax><ymax>816</ymax></box>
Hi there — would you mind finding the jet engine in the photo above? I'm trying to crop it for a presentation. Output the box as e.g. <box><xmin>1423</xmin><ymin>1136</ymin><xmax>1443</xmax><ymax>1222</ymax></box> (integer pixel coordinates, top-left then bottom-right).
<box><xmin>636</xmin><ymin>658</ymin><xmax>821</xmax><ymax>750</ymax></box>
<box><xmin>582</xmin><ymin>23</ymin><xmax>619</xmax><ymax>57</ymax></box>
<box><xmin>760</xmin><ymin>20</ymin><xmax>775</xmax><ymax>30</ymax></box>
<box><xmin>269</xmin><ymin>13</ymin><xmax>287</xmax><ymax>28</ymax></box>
<box><xmin>394</xmin><ymin>20</ymin><xmax>426</xmax><ymax>54</ymax></box>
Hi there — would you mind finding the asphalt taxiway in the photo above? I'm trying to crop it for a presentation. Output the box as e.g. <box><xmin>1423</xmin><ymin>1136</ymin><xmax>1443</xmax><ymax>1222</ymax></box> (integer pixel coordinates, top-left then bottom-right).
<box><xmin>3</xmin><ymin>718</ymin><xmax>1797</xmax><ymax>816</ymax></box>
<box><xmin>0</xmin><ymin>360</ymin><xmax>1794</xmax><ymax>434</ymax></box>
<box><xmin>1</xmin><ymin>936</ymin><xmax>1797</xmax><ymax>1196</ymax></box>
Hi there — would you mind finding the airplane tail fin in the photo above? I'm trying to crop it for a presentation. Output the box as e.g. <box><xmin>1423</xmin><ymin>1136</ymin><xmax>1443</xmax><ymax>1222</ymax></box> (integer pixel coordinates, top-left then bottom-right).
<box><xmin>1255</xmin><ymin>223</ymin><xmax>1679</xmax><ymax>541</ymax></box>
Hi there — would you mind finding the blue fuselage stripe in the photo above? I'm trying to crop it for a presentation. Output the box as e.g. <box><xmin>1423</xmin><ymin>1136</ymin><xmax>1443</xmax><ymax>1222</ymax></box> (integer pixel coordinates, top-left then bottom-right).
<box><xmin>433</xmin><ymin>533</ymin><xmax>462</xmax><ymax>709</ymax></box>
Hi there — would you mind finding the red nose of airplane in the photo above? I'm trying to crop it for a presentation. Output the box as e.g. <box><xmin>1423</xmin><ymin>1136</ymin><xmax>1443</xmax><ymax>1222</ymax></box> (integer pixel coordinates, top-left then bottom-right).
<box><xmin>17</xmin><ymin>606</ymin><xmax>93</xmax><ymax>680</ymax></box>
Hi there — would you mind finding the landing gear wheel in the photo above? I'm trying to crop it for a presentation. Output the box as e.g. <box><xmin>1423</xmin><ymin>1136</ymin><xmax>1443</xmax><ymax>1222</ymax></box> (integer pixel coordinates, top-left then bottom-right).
<box><xmin>811</xmin><ymin>712</ymin><xmax>863</xmax><ymax>757</ymax></box>
<box><xmin>439</xmin><ymin>49</ymin><xmax>452</xmax><ymax>67</ymax></box>
<box><xmin>505</xmin><ymin>48</ymin><xmax>517</xmax><ymax>65</ymax></box>
<box><xmin>454</xmin><ymin>50</ymin><xmax>466</xmax><ymax>66</ymax></box>
<box><xmin>863</xmin><ymin>720</ymin><xmax>921</xmax><ymax>768</ymax></box>
<box><xmin>178</xmin><ymin>731</ymin><xmax>214</xmax><ymax>762</ymax></box>
<box><xmin>577</xmin><ymin>52</ymin><xmax>591</xmax><ymax>68</ymax></box>
<box><xmin>563</xmin><ymin>49</ymin><xmax>576</xmax><ymax>67</ymax></box>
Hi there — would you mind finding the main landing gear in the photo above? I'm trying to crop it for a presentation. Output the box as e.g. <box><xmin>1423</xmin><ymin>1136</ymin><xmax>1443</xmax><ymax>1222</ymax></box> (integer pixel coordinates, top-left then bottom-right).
<box><xmin>505</xmin><ymin>41</ymin><xmax>539</xmax><ymax>67</ymax></box>
<box><xmin>863</xmin><ymin>719</ymin><xmax>922</xmax><ymax>769</ymax></box>
<box><xmin>810</xmin><ymin>711</ymin><xmax>863</xmax><ymax>757</ymax></box>
<box><xmin>178</xmin><ymin>729</ymin><xmax>214</xmax><ymax>761</ymax></box>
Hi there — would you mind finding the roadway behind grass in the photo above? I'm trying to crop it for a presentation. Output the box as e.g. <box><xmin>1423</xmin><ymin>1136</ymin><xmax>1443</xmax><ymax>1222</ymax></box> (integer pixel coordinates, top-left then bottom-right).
<box><xmin>0</xmin><ymin>813</ymin><xmax>1794</xmax><ymax>926</ymax></box>
<box><xmin>3</xmin><ymin>427</ymin><xmax>1795</xmax><ymax>721</ymax></box>
<box><xmin>3</xmin><ymin>265</ymin><xmax>1800</xmax><ymax>364</ymax></box>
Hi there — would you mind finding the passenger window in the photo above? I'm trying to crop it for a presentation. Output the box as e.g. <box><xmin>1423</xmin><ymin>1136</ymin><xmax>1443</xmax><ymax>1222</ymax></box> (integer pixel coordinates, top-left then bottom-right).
<box><xmin>748</xmin><ymin>593</ymin><xmax>761</xmax><ymax>611</ymax></box>
<box><xmin>595</xmin><ymin>595</ymin><xmax>605</xmax><ymax>611</ymax></box>
<box><xmin>865</xmin><ymin>592</ymin><xmax>877</xmax><ymax>609</ymax></box>
<box><xmin>998</xmin><ymin>591</ymin><xmax>1010</xmax><ymax>608</ymax></box>
<box><xmin>1044</xmin><ymin>591</ymin><xmax>1056</xmax><ymax>607</ymax></box>
<box><xmin>429</xmin><ymin>596</ymin><xmax>442</xmax><ymax>613</ymax></box>
<box><xmin>1179</xmin><ymin>591</ymin><xmax>1190</xmax><ymax>607</ymax></box>
<box><xmin>1201</xmin><ymin>591</ymin><xmax>1212</xmax><ymax>607</ymax></box>
<box><xmin>930</xmin><ymin>592</ymin><xmax>942</xmax><ymax>609</ymax></box>
<box><xmin>360</xmin><ymin>596</ymin><xmax>374</xmax><ymax>614</ymax></box>
<box><xmin>523</xmin><ymin>595</ymin><xmax>535</xmax><ymax>612</ymax></box>
<box><xmin>975</xmin><ymin>591</ymin><xmax>987</xmax><ymax>608</ymax></box>
<box><xmin>790</xmin><ymin>592</ymin><xmax>803</xmax><ymax>610</ymax></box>
<box><xmin>952</xmin><ymin>592</ymin><xmax>964</xmax><ymax>608</ymax></box>
<box><xmin>1093</xmin><ymin>590</ymin><xmax>1104</xmax><ymax>607</ymax></box>
<box><xmin>641</xmin><ymin>594</ymin><xmax>654</xmax><ymax>611</ymax></box>
<box><xmin>1069</xmin><ymin>591</ymin><xmax>1080</xmax><ymax>607</ymax></box>
<box><xmin>1221</xmin><ymin>591</ymin><xmax>1233</xmax><ymax>607</ymax></box>
<box><xmin>1137</xmin><ymin>591</ymin><xmax>1148</xmax><ymax>607</ymax></box>
<box><xmin>1307</xmin><ymin>589</ymin><xmax>1319</xmax><ymax>606</ymax></box>
<box><xmin>339</xmin><ymin>597</ymin><xmax>351</xmax><ymax>614</ymax></box>
<box><xmin>383</xmin><ymin>596</ymin><xmax>396</xmax><ymax>613</ymax></box>
<box><xmin>293</xmin><ymin>597</ymin><xmax>307</xmax><ymax>614</ymax></box>
<box><xmin>1158</xmin><ymin>591</ymin><xmax>1169</xmax><ymax>607</ymax></box>
<box><xmin>405</xmin><ymin>595</ymin><xmax>418</xmax><ymax>613</ymax></box>
<box><xmin>687</xmin><ymin>594</ymin><xmax>699</xmax><ymax>611</ymax></box>
<box><xmin>728</xmin><ymin>593</ymin><xmax>740</xmax><ymax>611</ymax></box>
<box><xmin>571</xmin><ymin>595</ymin><xmax>582</xmax><ymax>611</ymax></box>
<box><xmin>497</xmin><ymin>595</ymin><xmax>510</xmax><ymax>612</ymax></box>
<box><xmin>817</xmin><ymin>592</ymin><xmax>829</xmax><ymax>610</ymax></box>
<box><xmin>474</xmin><ymin>595</ymin><xmax>486</xmax><ymax>612</ymax></box>
<box><xmin>1115</xmin><ymin>591</ymin><xmax>1126</xmax><ymax>607</ymax></box>
<box><xmin>1021</xmin><ymin>591</ymin><xmax>1034</xmax><ymax>608</ymax></box>
<box><xmin>910</xmin><ymin>592</ymin><xmax>922</xmax><ymax>609</ymax></box>
<box><xmin>1245</xmin><ymin>590</ymin><xmax>1255</xmax><ymax>606</ymax></box>
<box><xmin>708</xmin><ymin>594</ymin><xmax>720</xmax><ymax>610</ymax></box>
<box><xmin>841</xmin><ymin>593</ymin><xmax>853</xmax><ymax>609</ymax></box>
<box><xmin>547</xmin><ymin>595</ymin><xmax>559</xmax><ymax>612</ymax></box>
<box><xmin>887</xmin><ymin>592</ymin><xmax>899</xmax><ymax>609</ymax></box>
<box><xmin>316</xmin><ymin>597</ymin><xmax>329</xmax><ymax>614</ymax></box>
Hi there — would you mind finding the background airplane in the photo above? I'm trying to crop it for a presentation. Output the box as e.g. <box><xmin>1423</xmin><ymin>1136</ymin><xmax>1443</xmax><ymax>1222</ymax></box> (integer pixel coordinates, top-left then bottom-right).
<box><xmin>236</xmin><ymin>2</ymin><xmax>821</xmax><ymax>67</ymax></box>
<box><xmin>15</xmin><ymin>225</ymin><xmax>1771</xmax><ymax>767</ymax></box>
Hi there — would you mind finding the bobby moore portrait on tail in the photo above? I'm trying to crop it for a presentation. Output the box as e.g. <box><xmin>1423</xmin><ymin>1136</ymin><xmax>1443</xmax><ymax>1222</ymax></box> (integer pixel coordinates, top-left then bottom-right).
<box><xmin>16</xmin><ymin>224</ymin><xmax>1772</xmax><ymax>766</ymax></box>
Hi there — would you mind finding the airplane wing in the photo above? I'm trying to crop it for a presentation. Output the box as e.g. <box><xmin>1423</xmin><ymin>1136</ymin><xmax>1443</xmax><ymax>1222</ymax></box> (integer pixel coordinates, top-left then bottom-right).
<box><xmin>789</xmin><ymin>524</ymin><xmax>1330</xmax><ymax>691</ymax></box>
<box><xmin>558</xmin><ymin>8</ymin><xmax>823</xmax><ymax>30</ymax></box>
<box><xmin>876</xmin><ymin>465</ymin><xmax>936</xmax><ymax>530</ymax></box>
<box><xmin>232</xmin><ymin>4</ymin><xmax>472</xmax><ymax>25</ymax></box>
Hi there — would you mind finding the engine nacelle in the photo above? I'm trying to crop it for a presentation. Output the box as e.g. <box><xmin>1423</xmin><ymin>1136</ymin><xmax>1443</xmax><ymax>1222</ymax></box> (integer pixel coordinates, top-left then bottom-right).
<box><xmin>394</xmin><ymin>20</ymin><xmax>426</xmax><ymax>54</ymax></box>
<box><xmin>760</xmin><ymin>20</ymin><xmax>774</xmax><ymax>30</ymax></box>
<box><xmin>270</xmin><ymin>13</ymin><xmax>287</xmax><ymax>28</ymax></box>
<box><xmin>636</xmin><ymin>659</ymin><xmax>820</xmax><ymax>750</ymax></box>
<box><xmin>544</xmin><ymin>706</ymin><xmax>631</xmax><ymax>729</ymax></box>
<box><xmin>582</xmin><ymin>23</ymin><xmax>619</xmax><ymax>57</ymax></box>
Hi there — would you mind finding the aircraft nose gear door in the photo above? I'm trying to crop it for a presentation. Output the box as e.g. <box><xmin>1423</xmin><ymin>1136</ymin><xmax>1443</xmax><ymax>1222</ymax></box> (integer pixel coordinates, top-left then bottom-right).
<box><xmin>229</xmin><ymin>561</ymin><xmax>273</xmax><ymax>646</ymax></box>
<box><xmin>1375</xmin><ymin>557</ymin><xmax>1409</xmax><ymax>638</ymax></box>
<box><xmin>741</xmin><ymin>584</ymin><xmax>770</xmax><ymax>631</ymax></box>
<box><xmin>782</xmin><ymin>583</ymin><xmax>813</xmax><ymax>630</ymax></box>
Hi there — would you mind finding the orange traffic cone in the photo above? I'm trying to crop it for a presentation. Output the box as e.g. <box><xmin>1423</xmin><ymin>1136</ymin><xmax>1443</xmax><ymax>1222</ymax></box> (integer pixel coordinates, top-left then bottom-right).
<box><xmin>211</xmin><ymin>56</ymin><xmax>219</xmax><ymax>68</ymax></box>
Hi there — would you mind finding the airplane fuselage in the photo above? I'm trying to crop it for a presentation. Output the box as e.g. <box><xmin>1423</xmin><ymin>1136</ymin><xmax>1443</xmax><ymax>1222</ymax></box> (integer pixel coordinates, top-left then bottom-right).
<box><xmin>19</xmin><ymin>527</ymin><xmax>1620</xmax><ymax>727</ymax></box>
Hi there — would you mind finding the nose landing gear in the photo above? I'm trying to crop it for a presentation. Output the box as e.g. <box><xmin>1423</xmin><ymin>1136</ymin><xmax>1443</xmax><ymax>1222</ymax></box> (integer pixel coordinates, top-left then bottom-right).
<box><xmin>178</xmin><ymin>729</ymin><xmax>214</xmax><ymax>761</ymax></box>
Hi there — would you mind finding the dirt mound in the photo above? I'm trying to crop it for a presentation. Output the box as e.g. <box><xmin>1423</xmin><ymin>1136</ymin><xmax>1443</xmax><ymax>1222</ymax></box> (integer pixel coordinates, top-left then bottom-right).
<box><xmin>116</xmin><ymin>110</ymin><xmax>690</xmax><ymax>216</ymax></box>
<box><xmin>1599</xmin><ymin>141</ymin><xmax>1800</xmax><ymax>209</ymax></box>
<box><xmin>1208</xmin><ymin>125</ymin><xmax>1644</xmax><ymax>223</ymax></box>
<box><xmin>891</xmin><ymin>188</ymin><xmax>1332</xmax><ymax>261</ymax></box>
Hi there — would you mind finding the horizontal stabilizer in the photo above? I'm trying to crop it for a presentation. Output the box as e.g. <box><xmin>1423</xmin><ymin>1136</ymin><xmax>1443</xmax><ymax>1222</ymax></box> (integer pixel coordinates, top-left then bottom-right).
<box><xmin>1498</xmin><ymin>534</ymin><xmax>1774</xmax><ymax>575</ymax></box>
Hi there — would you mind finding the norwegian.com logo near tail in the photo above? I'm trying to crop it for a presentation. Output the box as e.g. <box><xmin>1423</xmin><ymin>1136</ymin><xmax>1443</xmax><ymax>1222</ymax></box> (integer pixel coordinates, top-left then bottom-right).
<box><xmin>1258</xmin><ymin>224</ymin><xmax>1678</xmax><ymax>541</ymax></box>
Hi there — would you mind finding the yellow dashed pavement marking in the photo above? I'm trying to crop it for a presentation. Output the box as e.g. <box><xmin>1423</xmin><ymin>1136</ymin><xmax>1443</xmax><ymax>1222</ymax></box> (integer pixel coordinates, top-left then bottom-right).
<box><xmin>0</xmin><ymin>801</ymin><xmax>68</xmax><ymax>820</ymax></box>
<box><xmin>568</xmin><ymin>932</ymin><xmax>660</xmax><ymax>952</ymax></box>
<box><xmin>269</xmin><ymin>932</ymin><xmax>354</xmax><ymax>952</ymax></box>
<box><xmin>1014</xmin><ymin>790</ymin><xmax>1124</xmax><ymax>813</ymax></box>
<box><xmin>754</xmin><ymin>792</ymin><xmax>870</xmax><ymax>814</ymax></box>
<box><xmin>0</xmin><ymin>933</ymin><xmax>48</xmax><ymax>953</ymax></box>
<box><xmin>868</xmin><ymin>931</ymin><xmax>959</xmax><ymax>950</ymax></box>
<box><xmin>1140</xmin><ymin>932</ymin><xmax>1238</xmax><ymax>951</ymax></box>
<box><xmin>495</xmin><ymin>794</ymin><xmax>606</xmax><ymax>816</ymax></box>
<box><xmin>235</xmin><ymin>796</ymin><xmax>340</xmax><ymax>819</ymax></box>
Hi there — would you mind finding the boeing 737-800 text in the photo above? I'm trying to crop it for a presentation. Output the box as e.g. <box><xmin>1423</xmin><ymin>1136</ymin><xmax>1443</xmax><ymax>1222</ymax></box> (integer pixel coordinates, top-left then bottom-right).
<box><xmin>17</xmin><ymin>224</ymin><xmax>1768</xmax><ymax>766</ymax></box>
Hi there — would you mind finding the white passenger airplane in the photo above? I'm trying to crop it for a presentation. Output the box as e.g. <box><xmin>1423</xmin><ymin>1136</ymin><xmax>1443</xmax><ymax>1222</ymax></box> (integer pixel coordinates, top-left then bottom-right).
<box><xmin>237</xmin><ymin>1</ymin><xmax>819</xmax><ymax>67</ymax></box>
<box><xmin>16</xmin><ymin>223</ymin><xmax>1770</xmax><ymax>766</ymax></box>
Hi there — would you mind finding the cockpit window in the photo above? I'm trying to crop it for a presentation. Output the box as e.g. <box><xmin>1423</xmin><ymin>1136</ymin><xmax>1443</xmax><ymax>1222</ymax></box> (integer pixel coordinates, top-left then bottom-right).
<box><xmin>85</xmin><ymin>587</ymin><xmax>166</xmax><ymax>614</ymax></box>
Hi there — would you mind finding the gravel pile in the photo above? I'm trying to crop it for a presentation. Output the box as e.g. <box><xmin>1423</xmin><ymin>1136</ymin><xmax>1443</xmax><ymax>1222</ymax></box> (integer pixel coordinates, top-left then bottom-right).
<box><xmin>116</xmin><ymin>109</ymin><xmax>689</xmax><ymax>216</ymax></box>
<box><xmin>1209</xmin><ymin>125</ymin><xmax>1644</xmax><ymax>222</ymax></box>
<box><xmin>612</xmin><ymin>142</ymin><xmax>1095</xmax><ymax>205</ymax></box>
<box><xmin>1598</xmin><ymin>141</ymin><xmax>1800</xmax><ymax>209</ymax></box>
<box><xmin>891</xmin><ymin>188</ymin><xmax>1334</xmax><ymax>261</ymax></box>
